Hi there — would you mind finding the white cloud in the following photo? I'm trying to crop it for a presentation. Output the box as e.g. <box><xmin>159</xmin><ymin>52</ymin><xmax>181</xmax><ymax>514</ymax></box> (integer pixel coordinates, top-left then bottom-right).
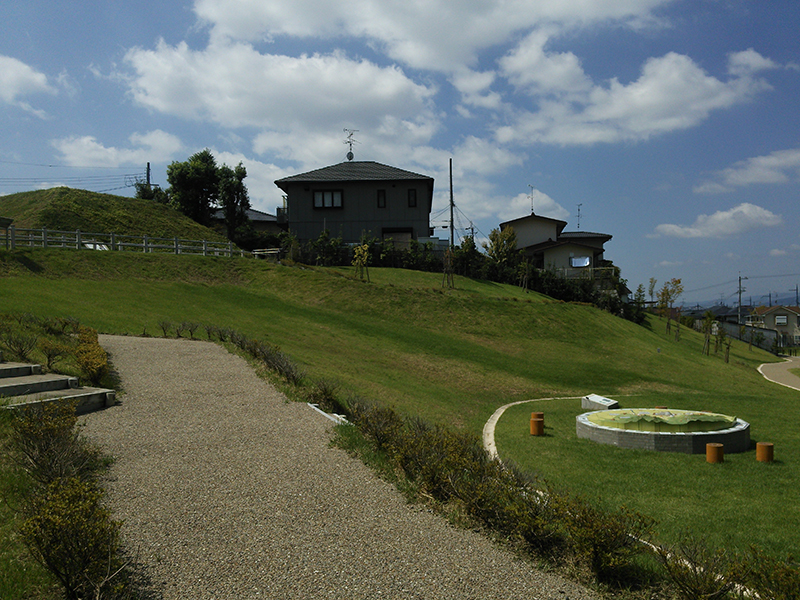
<box><xmin>694</xmin><ymin>148</ymin><xmax>800</xmax><ymax>193</ymax></box>
<box><xmin>497</xmin><ymin>51</ymin><xmax>772</xmax><ymax>146</ymax></box>
<box><xmin>0</xmin><ymin>55</ymin><xmax>56</xmax><ymax>117</ymax></box>
<box><xmin>728</xmin><ymin>48</ymin><xmax>780</xmax><ymax>77</ymax></box>
<box><xmin>770</xmin><ymin>249</ymin><xmax>787</xmax><ymax>257</ymax></box>
<box><xmin>124</xmin><ymin>40</ymin><xmax>436</xmax><ymax>132</ymax></box>
<box><xmin>654</xmin><ymin>203</ymin><xmax>782</xmax><ymax>238</ymax></box>
<box><xmin>192</xmin><ymin>0</ymin><xmax>671</xmax><ymax>72</ymax></box>
<box><xmin>497</xmin><ymin>189</ymin><xmax>570</xmax><ymax>222</ymax></box>
<box><xmin>51</xmin><ymin>130</ymin><xmax>184</xmax><ymax>167</ymax></box>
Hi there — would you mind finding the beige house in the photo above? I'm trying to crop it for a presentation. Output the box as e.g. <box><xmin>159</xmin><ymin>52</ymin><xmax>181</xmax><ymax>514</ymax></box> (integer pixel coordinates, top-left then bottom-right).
<box><xmin>746</xmin><ymin>305</ymin><xmax>800</xmax><ymax>347</ymax></box>
<box><xmin>499</xmin><ymin>213</ymin><xmax>612</xmax><ymax>274</ymax></box>
<box><xmin>274</xmin><ymin>161</ymin><xmax>434</xmax><ymax>245</ymax></box>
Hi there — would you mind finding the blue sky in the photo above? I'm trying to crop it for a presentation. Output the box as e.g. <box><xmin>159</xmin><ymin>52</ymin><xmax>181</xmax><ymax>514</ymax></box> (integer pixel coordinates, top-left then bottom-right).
<box><xmin>2</xmin><ymin>0</ymin><xmax>799</xmax><ymax>306</ymax></box>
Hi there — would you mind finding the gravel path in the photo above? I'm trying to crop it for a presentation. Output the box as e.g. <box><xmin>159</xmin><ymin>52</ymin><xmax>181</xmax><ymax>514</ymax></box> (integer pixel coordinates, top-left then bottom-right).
<box><xmin>82</xmin><ymin>335</ymin><xmax>597</xmax><ymax>600</ymax></box>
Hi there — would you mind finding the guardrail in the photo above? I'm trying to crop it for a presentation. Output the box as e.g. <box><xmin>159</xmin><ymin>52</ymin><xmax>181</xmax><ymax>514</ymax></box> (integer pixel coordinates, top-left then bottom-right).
<box><xmin>2</xmin><ymin>226</ymin><xmax>249</xmax><ymax>257</ymax></box>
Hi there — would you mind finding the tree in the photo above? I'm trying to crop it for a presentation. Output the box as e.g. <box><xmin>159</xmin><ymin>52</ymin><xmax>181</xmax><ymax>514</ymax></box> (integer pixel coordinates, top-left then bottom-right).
<box><xmin>657</xmin><ymin>278</ymin><xmax>684</xmax><ymax>335</ymax></box>
<box><xmin>218</xmin><ymin>162</ymin><xmax>250</xmax><ymax>239</ymax></box>
<box><xmin>483</xmin><ymin>226</ymin><xmax>521</xmax><ymax>283</ymax></box>
<box><xmin>133</xmin><ymin>181</ymin><xmax>168</xmax><ymax>204</ymax></box>
<box><xmin>648</xmin><ymin>277</ymin><xmax>658</xmax><ymax>304</ymax></box>
<box><xmin>166</xmin><ymin>149</ymin><xmax>220</xmax><ymax>226</ymax></box>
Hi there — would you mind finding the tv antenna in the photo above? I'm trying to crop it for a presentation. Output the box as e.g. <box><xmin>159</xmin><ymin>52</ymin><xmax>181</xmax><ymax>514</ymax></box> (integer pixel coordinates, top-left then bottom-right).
<box><xmin>343</xmin><ymin>128</ymin><xmax>359</xmax><ymax>161</ymax></box>
<box><xmin>529</xmin><ymin>184</ymin><xmax>535</xmax><ymax>214</ymax></box>
<box><xmin>576</xmin><ymin>203</ymin><xmax>583</xmax><ymax>229</ymax></box>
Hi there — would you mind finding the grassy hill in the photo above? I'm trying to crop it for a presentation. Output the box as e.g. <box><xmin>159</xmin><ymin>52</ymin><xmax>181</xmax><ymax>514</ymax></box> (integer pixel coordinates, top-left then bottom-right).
<box><xmin>0</xmin><ymin>187</ymin><xmax>228</xmax><ymax>241</ymax></box>
<box><xmin>1</xmin><ymin>248</ymin><xmax>797</xmax><ymax>558</ymax></box>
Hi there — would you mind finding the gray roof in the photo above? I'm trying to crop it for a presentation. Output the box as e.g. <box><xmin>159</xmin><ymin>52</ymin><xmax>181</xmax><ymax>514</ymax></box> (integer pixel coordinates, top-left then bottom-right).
<box><xmin>559</xmin><ymin>231</ymin><xmax>612</xmax><ymax>241</ymax></box>
<box><xmin>275</xmin><ymin>161</ymin><xmax>433</xmax><ymax>186</ymax></box>
<box><xmin>212</xmin><ymin>208</ymin><xmax>276</xmax><ymax>222</ymax></box>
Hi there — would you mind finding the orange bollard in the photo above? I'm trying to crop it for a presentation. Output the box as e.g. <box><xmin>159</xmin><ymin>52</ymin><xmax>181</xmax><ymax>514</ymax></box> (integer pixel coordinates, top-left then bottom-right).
<box><xmin>530</xmin><ymin>418</ymin><xmax>544</xmax><ymax>436</ymax></box>
<box><xmin>706</xmin><ymin>443</ymin><xmax>724</xmax><ymax>463</ymax></box>
<box><xmin>756</xmin><ymin>442</ymin><xmax>774</xmax><ymax>463</ymax></box>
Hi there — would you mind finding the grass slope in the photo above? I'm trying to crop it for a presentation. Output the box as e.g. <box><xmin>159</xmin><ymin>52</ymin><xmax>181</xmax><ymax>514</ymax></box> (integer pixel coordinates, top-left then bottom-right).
<box><xmin>1</xmin><ymin>248</ymin><xmax>797</xmax><ymax>558</ymax></box>
<box><xmin>0</xmin><ymin>187</ymin><xmax>228</xmax><ymax>241</ymax></box>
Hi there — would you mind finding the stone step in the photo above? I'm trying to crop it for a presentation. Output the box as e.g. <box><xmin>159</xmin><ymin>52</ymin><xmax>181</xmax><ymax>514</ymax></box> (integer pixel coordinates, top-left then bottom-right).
<box><xmin>0</xmin><ymin>373</ymin><xmax>78</xmax><ymax>398</ymax></box>
<box><xmin>5</xmin><ymin>388</ymin><xmax>117</xmax><ymax>415</ymax></box>
<box><xmin>0</xmin><ymin>362</ymin><xmax>43</xmax><ymax>378</ymax></box>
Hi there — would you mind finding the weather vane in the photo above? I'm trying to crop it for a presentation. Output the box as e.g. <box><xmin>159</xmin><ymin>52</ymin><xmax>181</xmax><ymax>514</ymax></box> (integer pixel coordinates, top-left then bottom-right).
<box><xmin>343</xmin><ymin>128</ymin><xmax>359</xmax><ymax>161</ymax></box>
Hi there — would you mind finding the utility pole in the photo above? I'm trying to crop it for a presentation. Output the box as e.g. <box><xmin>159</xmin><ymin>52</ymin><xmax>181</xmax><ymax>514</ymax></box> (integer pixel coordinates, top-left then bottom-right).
<box><xmin>737</xmin><ymin>273</ymin><xmax>748</xmax><ymax>333</ymax></box>
<box><xmin>529</xmin><ymin>185</ymin><xmax>534</xmax><ymax>214</ymax></box>
<box><xmin>146</xmin><ymin>162</ymin><xmax>151</xmax><ymax>187</ymax></box>
<box><xmin>449</xmin><ymin>158</ymin><xmax>454</xmax><ymax>249</ymax></box>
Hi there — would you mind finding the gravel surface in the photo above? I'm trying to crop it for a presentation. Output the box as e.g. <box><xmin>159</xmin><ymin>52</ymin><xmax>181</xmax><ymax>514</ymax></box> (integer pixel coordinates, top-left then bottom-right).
<box><xmin>82</xmin><ymin>335</ymin><xmax>598</xmax><ymax>600</ymax></box>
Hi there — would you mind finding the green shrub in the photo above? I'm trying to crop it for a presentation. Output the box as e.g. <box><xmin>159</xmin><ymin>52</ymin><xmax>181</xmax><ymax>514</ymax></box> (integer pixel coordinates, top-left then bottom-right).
<box><xmin>38</xmin><ymin>338</ymin><xmax>70</xmax><ymax>371</ymax></box>
<box><xmin>738</xmin><ymin>547</ymin><xmax>800</xmax><ymax>600</ymax></box>
<box><xmin>1</xmin><ymin>331</ymin><xmax>39</xmax><ymax>361</ymax></box>
<box><xmin>656</xmin><ymin>536</ymin><xmax>738</xmax><ymax>600</ymax></box>
<box><xmin>20</xmin><ymin>477</ymin><xmax>126</xmax><ymax>600</ymax></box>
<box><xmin>554</xmin><ymin>491</ymin><xmax>654</xmax><ymax>583</ymax></box>
<box><xmin>75</xmin><ymin>327</ymin><xmax>108</xmax><ymax>385</ymax></box>
<box><xmin>9</xmin><ymin>401</ymin><xmax>104</xmax><ymax>486</ymax></box>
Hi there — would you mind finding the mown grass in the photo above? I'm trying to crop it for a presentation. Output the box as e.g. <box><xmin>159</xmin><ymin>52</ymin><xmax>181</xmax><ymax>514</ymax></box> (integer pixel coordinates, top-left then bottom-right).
<box><xmin>1</xmin><ymin>247</ymin><xmax>795</xmax><ymax>562</ymax></box>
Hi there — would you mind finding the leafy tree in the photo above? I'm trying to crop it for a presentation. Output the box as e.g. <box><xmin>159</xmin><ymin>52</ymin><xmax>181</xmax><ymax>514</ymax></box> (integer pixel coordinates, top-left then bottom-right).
<box><xmin>166</xmin><ymin>149</ymin><xmax>220</xmax><ymax>226</ymax></box>
<box><xmin>648</xmin><ymin>277</ymin><xmax>658</xmax><ymax>304</ymax></box>
<box><xmin>133</xmin><ymin>181</ymin><xmax>169</xmax><ymax>204</ymax></box>
<box><xmin>218</xmin><ymin>162</ymin><xmax>250</xmax><ymax>239</ymax></box>
<box><xmin>451</xmin><ymin>235</ymin><xmax>484</xmax><ymax>278</ymax></box>
<box><xmin>483</xmin><ymin>226</ymin><xmax>521</xmax><ymax>282</ymax></box>
<box><xmin>657</xmin><ymin>278</ymin><xmax>684</xmax><ymax>335</ymax></box>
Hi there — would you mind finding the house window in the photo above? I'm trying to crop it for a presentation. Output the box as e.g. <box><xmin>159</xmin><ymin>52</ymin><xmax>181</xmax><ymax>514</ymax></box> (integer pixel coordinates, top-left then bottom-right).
<box><xmin>313</xmin><ymin>190</ymin><xmax>343</xmax><ymax>209</ymax></box>
<box><xmin>377</xmin><ymin>189</ymin><xmax>386</xmax><ymax>208</ymax></box>
<box><xmin>408</xmin><ymin>189</ymin><xmax>417</xmax><ymax>208</ymax></box>
<box><xmin>775</xmin><ymin>315</ymin><xmax>788</xmax><ymax>326</ymax></box>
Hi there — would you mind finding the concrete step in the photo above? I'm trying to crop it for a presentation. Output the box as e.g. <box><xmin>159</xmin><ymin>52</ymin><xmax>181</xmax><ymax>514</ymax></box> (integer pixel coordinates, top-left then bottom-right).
<box><xmin>0</xmin><ymin>362</ymin><xmax>43</xmax><ymax>378</ymax></box>
<box><xmin>5</xmin><ymin>388</ymin><xmax>117</xmax><ymax>415</ymax></box>
<box><xmin>0</xmin><ymin>373</ymin><xmax>79</xmax><ymax>398</ymax></box>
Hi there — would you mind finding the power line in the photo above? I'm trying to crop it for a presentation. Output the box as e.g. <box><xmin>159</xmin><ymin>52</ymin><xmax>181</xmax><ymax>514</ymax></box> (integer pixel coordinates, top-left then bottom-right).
<box><xmin>0</xmin><ymin>159</ymin><xmax>135</xmax><ymax>169</ymax></box>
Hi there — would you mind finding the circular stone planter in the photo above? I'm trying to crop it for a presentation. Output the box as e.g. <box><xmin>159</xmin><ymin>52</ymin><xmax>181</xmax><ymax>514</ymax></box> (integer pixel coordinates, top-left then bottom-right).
<box><xmin>576</xmin><ymin>408</ymin><xmax>750</xmax><ymax>454</ymax></box>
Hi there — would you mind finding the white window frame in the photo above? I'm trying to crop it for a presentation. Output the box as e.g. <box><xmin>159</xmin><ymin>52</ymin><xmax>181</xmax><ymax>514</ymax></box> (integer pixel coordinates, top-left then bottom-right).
<box><xmin>775</xmin><ymin>315</ymin><xmax>788</xmax><ymax>326</ymax></box>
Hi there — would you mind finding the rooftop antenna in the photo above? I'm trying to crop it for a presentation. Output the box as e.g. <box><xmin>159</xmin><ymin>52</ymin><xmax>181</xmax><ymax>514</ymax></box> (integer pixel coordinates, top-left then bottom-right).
<box><xmin>529</xmin><ymin>185</ymin><xmax>535</xmax><ymax>214</ymax></box>
<box><xmin>343</xmin><ymin>128</ymin><xmax>359</xmax><ymax>161</ymax></box>
<box><xmin>576</xmin><ymin>203</ymin><xmax>583</xmax><ymax>229</ymax></box>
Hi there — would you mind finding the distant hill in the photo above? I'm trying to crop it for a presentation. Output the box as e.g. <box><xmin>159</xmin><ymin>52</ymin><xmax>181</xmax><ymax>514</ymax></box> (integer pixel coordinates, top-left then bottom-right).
<box><xmin>0</xmin><ymin>187</ymin><xmax>228</xmax><ymax>242</ymax></box>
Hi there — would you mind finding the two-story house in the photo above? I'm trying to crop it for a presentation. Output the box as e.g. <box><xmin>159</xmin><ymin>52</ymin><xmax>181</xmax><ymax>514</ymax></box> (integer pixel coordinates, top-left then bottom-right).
<box><xmin>747</xmin><ymin>305</ymin><xmax>800</xmax><ymax>347</ymax></box>
<box><xmin>499</xmin><ymin>212</ymin><xmax>612</xmax><ymax>273</ymax></box>
<box><xmin>274</xmin><ymin>161</ymin><xmax>434</xmax><ymax>246</ymax></box>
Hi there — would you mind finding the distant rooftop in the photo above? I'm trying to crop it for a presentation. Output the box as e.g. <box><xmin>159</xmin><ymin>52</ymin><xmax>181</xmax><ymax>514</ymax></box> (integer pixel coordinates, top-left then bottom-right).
<box><xmin>212</xmin><ymin>207</ymin><xmax>276</xmax><ymax>222</ymax></box>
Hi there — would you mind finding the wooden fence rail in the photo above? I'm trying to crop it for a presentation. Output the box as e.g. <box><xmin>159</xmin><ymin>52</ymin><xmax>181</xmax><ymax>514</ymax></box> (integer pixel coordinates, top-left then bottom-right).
<box><xmin>2</xmin><ymin>226</ymin><xmax>249</xmax><ymax>258</ymax></box>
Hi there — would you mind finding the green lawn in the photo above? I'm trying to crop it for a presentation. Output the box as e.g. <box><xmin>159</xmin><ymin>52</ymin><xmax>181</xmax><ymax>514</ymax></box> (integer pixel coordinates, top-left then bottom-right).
<box><xmin>2</xmin><ymin>248</ymin><xmax>795</xmax><ymax>559</ymax></box>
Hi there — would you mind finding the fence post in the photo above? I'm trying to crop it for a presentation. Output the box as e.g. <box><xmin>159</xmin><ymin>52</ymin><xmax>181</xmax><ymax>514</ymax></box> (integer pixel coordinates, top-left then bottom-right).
<box><xmin>111</xmin><ymin>232</ymin><xmax>116</xmax><ymax>251</ymax></box>
<box><xmin>143</xmin><ymin>234</ymin><xmax>148</xmax><ymax>253</ymax></box>
<box><xmin>228</xmin><ymin>241</ymin><xmax>232</xmax><ymax>257</ymax></box>
<box><xmin>43</xmin><ymin>228</ymin><xmax>48</xmax><ymax>249</ymax></box>
<box><xmin>203</xmin><ymin>240</ymin><xmax>208</xmax><ymax>256</ymax></box>
<box><xmin>76</xmin><ymin>230</ymin><xmax>81</xmax><ymax>250</ymax></box>
<box><xmin>175</xmin><ymin>236</ymin><xmax>179</xmax><ymax>255</ymax></box>
<box><xmin>9</xmin><ymin>225</ymin><xmax>15</xmax><ymax>249</ymax></box>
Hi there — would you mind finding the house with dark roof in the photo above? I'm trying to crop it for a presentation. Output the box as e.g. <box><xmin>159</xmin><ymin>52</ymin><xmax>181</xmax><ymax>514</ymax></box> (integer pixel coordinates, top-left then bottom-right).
<box><xmin>499</xmin><ymin>213</ymin><xmax>612</xmax><ymax>273</ymax></box>
<box><xmin>210</xmin><ymin>207</ymin><xmax>283</xmax><ymax>235</ymax></box>
<box><xmin>747</xmin><ymin>305</ymin><xmax>800</xmax><ymax>347</ymax></box>
<box><xmin>274</xmin><ymin>161</ymin><xmax>434</xmax><ymax>245</ymax></box>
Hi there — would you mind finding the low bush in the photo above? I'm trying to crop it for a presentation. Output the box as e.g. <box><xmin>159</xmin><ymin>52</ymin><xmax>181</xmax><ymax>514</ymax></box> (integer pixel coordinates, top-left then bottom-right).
<box><xmin>8</xmin><ymin>400</ymin><xmax>103</xmax><ymax>487</ymax></box>
<box><xmin>738</xmin><ymin>547</ymin><xmax>800</xmax><ymax>600</ymax></box>
<box><xmin>20</xmin><ymin>477</ymin><xmax>126</xmax><ymax>600</ymax></box>
<box><xmin>1</xmin><ymin>331</ymin><xmax>39</xmax><ymax>361</ymax></box>
<box><xmin>75</xmin><ymin>328</ymin><xmax>109</xmax><ymax>386</ymax></box>
<box><xmin>656</xmin><ymin>536</ymin><xmax>738</xmax><ymax>600</ymax></box>
<box><xmin>38</xmin><ymin>338</ymin><xmax>70</xmax><ymax>371</ymax></box>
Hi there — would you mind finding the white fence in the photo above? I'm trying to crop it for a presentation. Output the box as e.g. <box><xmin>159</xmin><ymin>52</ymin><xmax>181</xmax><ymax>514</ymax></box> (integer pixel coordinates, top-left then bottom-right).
<box><xmin>2</xmin><ymin>226</ymin><xmax>249</xmax><ymax>258</ymax></box>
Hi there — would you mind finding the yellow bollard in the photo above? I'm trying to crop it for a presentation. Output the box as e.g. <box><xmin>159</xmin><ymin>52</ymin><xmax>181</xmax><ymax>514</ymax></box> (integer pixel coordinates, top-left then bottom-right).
<box><xmin>706</xmin><ymin>443</ymin><xmax>724</xmax><ymax>463</ymax></box>
<box><xmin>530</xmin><ymin>418</ymin><xmax>544</xmax><ymax>436</ymax></box>
<box><xmin>756</xmin><ymin>442</ymin><xmax>774</xmax><ymax>463</ymax></box>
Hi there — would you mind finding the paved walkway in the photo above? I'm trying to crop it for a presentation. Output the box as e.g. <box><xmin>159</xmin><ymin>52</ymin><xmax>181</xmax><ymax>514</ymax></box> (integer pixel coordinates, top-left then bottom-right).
<box><xmin>759</xmin><ymin>355</ymin><xmax>800</xmax><ymax>391</ymax></box>
<box><xmin>82</xmin><ymin>336</ymin><xmax>596</xmax><ymax>600</ymax></box>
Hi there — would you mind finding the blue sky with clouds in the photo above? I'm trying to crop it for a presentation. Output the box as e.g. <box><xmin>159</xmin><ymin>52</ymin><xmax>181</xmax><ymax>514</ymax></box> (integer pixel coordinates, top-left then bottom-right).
<box><xmin>2</xmin><ymin>0</ymin><xmax>799</xmax><ymax>305</ymax></box>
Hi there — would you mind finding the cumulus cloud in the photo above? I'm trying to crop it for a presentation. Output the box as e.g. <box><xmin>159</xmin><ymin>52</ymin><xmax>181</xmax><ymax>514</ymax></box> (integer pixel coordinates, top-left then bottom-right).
<box><xmin>51</xmin><ymin>130</ymin><xmax>184</xmax><ymax>167</ymax></box>
<box><xmin>0</xmin><ymin>55</ymin><xmax>56</xmax><ymax>117</ymax></box>
<box><xmin>497</xmin><ymin>188</ymin><xmax>570</xmax><ymax>222</ymax></box>
<box><xmin>694</xmin><ymin>148</ymin><xmax>800</xmax><ymax>193</ymax></box>
<box><xmin>124</xmin><ymin>40</ymin><xmax>436</xmax><ymax>133</ymax></box>
<box><xmin>192</xmin><ymin>0</ymin><xmax>671</xmax><ymax>71</ymax></box>
<box><xmin>654</xmin><ymin>203</ymin><xmax>782</xmax><ymax>238</ymax></box>
<box><xmin>496</xmin><ymin>50</ymin><xmax>772</xmax><ymax>146</ymax></box>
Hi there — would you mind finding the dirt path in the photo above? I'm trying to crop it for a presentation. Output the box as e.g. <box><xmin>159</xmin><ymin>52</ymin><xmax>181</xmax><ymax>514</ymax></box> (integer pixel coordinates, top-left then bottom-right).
<box><xmin>759</xmin><ymin>355</ymin><xmax>800</xmax><ymax>392</ymax></box>
<box><xmin>82</xmin><ymin>335</ymin><xmax>596</xmax><ymax>600</ymax></box>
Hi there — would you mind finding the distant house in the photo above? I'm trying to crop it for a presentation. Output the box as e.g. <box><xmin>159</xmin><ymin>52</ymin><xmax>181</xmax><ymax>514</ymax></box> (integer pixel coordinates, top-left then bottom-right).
<box><xmin>211</xmin><ymin>207</ymin><xmax>283</xmax><ymax>235</ymax></box>
<box><xmin>274</xmin><ymin>161</ymin><xmax>434</xmax><ymax>245</ymax></box>
<box><xmin>747</xmin><ymin>305</ymin><xmax>800</xmax><ymax>347</ymax></box>
<box><xmin>499</xmin><ymin>213</ymin><xmax>612</xmax><ymax>273</ymax></box>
